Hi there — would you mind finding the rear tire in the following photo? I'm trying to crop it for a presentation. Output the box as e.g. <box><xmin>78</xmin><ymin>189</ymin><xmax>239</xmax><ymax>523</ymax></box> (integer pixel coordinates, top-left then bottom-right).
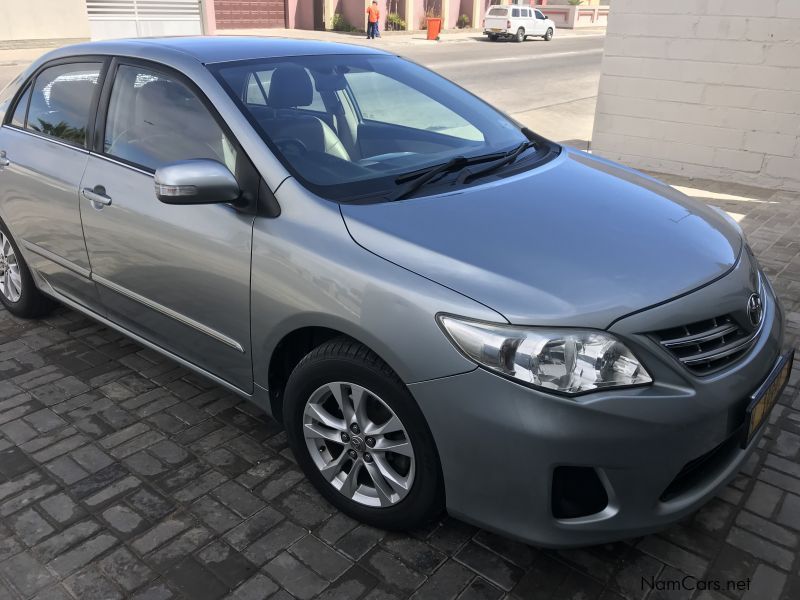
<box><xmin>544</xmin><ymin>27</ymin><xmax>554</xmax><ymax>41</ymax></box>
<box><xmin>515</xmin><ymin>27</ymin><xmax>525</xmax><ymax>42</ymax></box>
<box><xmin>284</xmin><ymin>337</ymin><xmax>444</xmax><ymax>531</ymax></box>
<box><xmin>0</xmin><ymin>219</ymin><xmax>55</xmax><ymax>318</ymax></box>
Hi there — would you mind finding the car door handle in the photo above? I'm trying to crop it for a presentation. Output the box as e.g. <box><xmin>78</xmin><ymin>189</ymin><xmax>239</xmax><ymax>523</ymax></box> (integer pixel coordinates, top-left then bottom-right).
<box><xmin>82</xmin><ymin>187</ymin><xmax>113</xmax><ymax>207</ymax></box>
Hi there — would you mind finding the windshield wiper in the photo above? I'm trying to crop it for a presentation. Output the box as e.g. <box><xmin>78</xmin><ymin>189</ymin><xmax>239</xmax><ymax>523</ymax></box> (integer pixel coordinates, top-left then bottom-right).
<box><xmin>388</xmin><ymin>156</ymin><xmax>470</xmax><ymax>202</ymax></box>
<box><xmin>387</xmin><ymin>141</ymin><xmax>538</xmax><ymax>202</ymax></box>
<box><xmin>452</xmin><ymin>141</ymin><xmax>537</xmax><ymax>185</ymax></box>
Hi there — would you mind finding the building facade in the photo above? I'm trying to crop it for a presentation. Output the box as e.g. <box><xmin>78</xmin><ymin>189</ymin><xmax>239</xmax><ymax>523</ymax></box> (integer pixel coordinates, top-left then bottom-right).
<box><xmin>592</xmin><ymin>0</ymin><xmax>800</xmax><ymax>192</ymax></box>
<box><xmin>0</xmin><ymin>0</ymin><xmax>608</xmax><ymax>46</ymax></box>
<box><xmin>0</xmin><ymin>0</ymin><xmax>91</xmax><ymax>48</ymax></box>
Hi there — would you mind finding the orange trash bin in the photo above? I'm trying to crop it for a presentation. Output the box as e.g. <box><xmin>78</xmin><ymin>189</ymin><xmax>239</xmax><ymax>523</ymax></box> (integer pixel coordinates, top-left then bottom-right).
<box><xmin>426</xmin><ymin>17</ymin><xmax>442</xmax><ymax>40</ymax></box>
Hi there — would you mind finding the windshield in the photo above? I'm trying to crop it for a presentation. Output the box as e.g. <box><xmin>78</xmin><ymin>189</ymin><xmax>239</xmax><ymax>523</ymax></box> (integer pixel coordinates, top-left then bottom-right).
<box><xmin>210</xmin><ymin>54</ymin><xmax>529</xmax><ymax>201</ymax></box>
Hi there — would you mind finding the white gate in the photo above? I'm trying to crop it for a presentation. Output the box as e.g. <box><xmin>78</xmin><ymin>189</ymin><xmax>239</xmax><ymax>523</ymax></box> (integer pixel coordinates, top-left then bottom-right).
<box><xmin>86</xmin><ymin>0</ymin><xmax>203</xmax><ymax>40</ymax></box>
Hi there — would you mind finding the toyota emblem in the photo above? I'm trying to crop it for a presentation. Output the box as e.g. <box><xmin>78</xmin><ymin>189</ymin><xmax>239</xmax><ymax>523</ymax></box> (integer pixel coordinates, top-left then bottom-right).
<box><xmin>747</xmin><ymin>293</ymin><xmax>763</xmax><ymax>328</ymax></box>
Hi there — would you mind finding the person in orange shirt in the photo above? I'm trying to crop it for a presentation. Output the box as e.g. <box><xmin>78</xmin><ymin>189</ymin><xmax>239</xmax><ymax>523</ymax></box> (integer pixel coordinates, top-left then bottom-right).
<box><xmin>366</xmin><ymin>1</ymin><xmax>380</xmax><ymax>39</ymax></box>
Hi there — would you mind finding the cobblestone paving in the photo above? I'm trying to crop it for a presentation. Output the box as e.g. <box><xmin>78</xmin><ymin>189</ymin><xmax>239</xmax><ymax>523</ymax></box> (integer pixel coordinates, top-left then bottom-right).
<box><xmin>0</xmin><ymin>177</ymin><xmax>798</xmax><ymax>600</ymax></box>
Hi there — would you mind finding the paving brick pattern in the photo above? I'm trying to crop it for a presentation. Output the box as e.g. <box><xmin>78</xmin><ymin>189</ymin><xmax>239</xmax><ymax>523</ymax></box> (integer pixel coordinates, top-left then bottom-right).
<box><xmin>0</xmin><ymin>177</ymin><xmax>798</xmax><ymax>600</ymax></box>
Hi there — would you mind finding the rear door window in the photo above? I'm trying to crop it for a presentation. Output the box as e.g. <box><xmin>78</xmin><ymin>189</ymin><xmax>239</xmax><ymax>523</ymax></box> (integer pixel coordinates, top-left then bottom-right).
<box><xmin>26</xmin><ymin>62</ymin><xmax>101</xmax><ymax>147</ymax></box>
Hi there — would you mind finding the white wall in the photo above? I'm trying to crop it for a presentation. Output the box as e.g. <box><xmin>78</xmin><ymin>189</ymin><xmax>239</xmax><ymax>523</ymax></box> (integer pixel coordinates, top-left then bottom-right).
<box><xmin>592</xmin><ymin>0</ymin><xmax>800</xmax><ymax>191</ymax></box>
<box><xmin>0</xmin><ymin>0</ymin><xmax>90</xmax><ymax>43</ymax></box>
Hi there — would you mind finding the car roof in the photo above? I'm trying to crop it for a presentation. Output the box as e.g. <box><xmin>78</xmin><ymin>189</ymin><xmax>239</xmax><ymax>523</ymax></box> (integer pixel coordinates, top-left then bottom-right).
<box><xmin>50</xmin><ymin>36</ymin><xmax>389</xmax><ymax>65</ymax></box>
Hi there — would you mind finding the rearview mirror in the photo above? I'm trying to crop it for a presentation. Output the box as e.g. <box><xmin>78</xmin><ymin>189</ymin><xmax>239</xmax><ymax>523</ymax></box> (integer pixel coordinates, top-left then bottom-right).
<box><xmin>154</xmin><ymin>159</ymin><xmax>240</xmax><ymax>205</ymax></box>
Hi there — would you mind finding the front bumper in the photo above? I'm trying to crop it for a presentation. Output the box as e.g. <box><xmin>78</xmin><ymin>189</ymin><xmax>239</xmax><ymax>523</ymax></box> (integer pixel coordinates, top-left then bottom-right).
<box><xmin>410</xmin><ymin>263</ymin><xmax>786</xmax><ymax>547</ymax></box>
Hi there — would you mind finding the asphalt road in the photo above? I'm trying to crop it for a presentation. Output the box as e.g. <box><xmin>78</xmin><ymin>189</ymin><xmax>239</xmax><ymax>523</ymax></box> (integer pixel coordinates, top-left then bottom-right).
<box><xmin>395</xmin><ymin>34</ymin><xmax>604</xmax><ymax>146</ymax></box>
<box><xmin>0</xmin><ymin>32</ymin><xmax>604</xmax><ymax>146</ymax></box>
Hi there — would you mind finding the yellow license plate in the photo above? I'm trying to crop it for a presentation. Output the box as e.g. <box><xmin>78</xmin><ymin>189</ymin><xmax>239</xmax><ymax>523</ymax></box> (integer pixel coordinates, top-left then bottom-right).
<box><xmin>490</xmin><ymin>28</ymin><xmax>502</xmax><ymax>32</ymax></box>
<box><xmin>744</xmin><ymin>350</ymin><xmax>794</xmax><ymax>447</ymax></box>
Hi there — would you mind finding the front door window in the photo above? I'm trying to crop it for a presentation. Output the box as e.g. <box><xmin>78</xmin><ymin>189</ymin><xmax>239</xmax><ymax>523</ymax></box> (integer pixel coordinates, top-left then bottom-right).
<box><xmin>104</xmin><ymin>65</ymin><xmax>237</xmax><ymax>173</ymax></box>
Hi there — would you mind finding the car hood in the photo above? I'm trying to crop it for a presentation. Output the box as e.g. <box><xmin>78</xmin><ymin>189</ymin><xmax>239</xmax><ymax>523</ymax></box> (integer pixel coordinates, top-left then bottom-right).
<box><xmin>340</xmin><ymin>149</ymin><xmax>742</xmax><ymax>329</ymax></box>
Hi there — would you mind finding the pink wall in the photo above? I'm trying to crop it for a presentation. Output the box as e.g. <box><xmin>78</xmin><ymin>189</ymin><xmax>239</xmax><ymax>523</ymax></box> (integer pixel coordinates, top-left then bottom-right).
<box><xmin>445</xmin><ymin>0</ymin><xmax>460</xmax><ymax>28</ymax></box>
<box><xmin>341</xmin><ymin>0</ymin><xmax>388</xmax><ymax>31</ymax></box>
<box><xmin>341</xmin><ymin>0</ymin><xmax>363</xmax><ymax>30</ymax></box>
<box><xmin>414</xmin><ymin>0</ymin><xmax>443</xmax><ymax>28</ymax></box>
<box><xmin>287</xmin><ymin>0</ymin><xmax>315</xmax><ymax>29</ymax></box>
<box><xmin>383</xmin><ymin>0</ymin><xmax>405</xmax><ymax>20</ymax></box>
<box><xmin>413</xmin><ymin>0</ymin><xmax>425</xmax><ymax>29</ymax></box>
<box><xmin>203</xmin><ymin>0</ymin><xmax>217</xmax><ymax>34</ymax></box>
<box><xmin>458</xmin><ymin>0</ymin><xmax>474</xmax><ymax>26</ymax></box>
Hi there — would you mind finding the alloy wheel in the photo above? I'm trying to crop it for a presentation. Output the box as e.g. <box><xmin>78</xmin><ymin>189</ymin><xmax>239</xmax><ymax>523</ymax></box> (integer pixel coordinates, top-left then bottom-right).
<box><xmin>0</xmin><ymin>232</ymin><xmax>22</xmax><ymax>303</ymax></box>
<box><xmin>302</xmin><ymin>381</ymin><xmax>415</xmax><ymax>507</ymax></box>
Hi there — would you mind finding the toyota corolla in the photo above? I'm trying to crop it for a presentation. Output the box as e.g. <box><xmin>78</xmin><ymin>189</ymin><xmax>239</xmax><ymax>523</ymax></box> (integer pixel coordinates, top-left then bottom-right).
<box><xmin>0</xmin><ymin>38</ymin><xmax>791</xmax><ymax>547</ymax></box>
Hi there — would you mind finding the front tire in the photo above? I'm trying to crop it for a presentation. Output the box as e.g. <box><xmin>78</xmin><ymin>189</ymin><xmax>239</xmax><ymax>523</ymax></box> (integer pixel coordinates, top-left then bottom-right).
<box><xmin>0</xmin><ymin>220</ymin><xmax>55</xmax><ymax>318</ymax></box>
<box><xmin>544</xmin><ymin>27</ymin><xmax>554</xmax><ymax>41</ymax></box>
<box><xmin>284</xmin><ymin>337</ymin><xmax>444</xmax><ymax>530</ymax></box>
<box><xmin>515</xmin><ymin>27</ymin><xmax>525</xmax><ymax>42</ymax></box>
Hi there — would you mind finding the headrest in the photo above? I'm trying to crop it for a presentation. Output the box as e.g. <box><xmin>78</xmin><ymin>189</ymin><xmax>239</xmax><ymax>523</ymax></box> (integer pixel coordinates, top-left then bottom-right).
<box><xmin>268</xmin><ymin>64</ymin><xmax>313</xmax><ymax>108</ymax></box>
<box><xmin>135</xmin><ymin>79</ymin><xmax>185</xmax><ymax>113</ymax></box>
<box><xmin>134</xmin><ymin>79</ymin><xmax>206</xmax><ymax>132</ymax></box>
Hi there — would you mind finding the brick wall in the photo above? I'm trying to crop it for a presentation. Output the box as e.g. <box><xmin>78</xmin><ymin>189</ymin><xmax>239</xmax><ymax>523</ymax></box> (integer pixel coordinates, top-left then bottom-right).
<box><xmin>591</xmin><ymin>0</ymin><xmax>800</xmax><ymax>191</ymax></box>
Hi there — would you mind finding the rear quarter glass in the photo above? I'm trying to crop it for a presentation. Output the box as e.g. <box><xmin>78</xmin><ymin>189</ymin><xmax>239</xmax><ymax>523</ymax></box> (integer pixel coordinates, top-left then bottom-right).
<box><xmin>0</xmin><ymin>73</ymin><xmax>25</xmax><ymax>121</ymax></box>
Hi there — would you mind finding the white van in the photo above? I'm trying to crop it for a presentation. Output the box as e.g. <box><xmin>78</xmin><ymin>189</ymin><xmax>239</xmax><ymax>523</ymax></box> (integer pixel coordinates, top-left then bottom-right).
<box><xmin>484</xmin><ymin>5</ymin><xmax>555</xmax><ymax>42</ymax></box>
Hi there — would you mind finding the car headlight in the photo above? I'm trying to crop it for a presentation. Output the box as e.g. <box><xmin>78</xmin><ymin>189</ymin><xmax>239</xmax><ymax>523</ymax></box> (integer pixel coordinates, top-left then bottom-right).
<box><xmin>438</xmin><ymin>316</ymin><xmax>652</xmax><ymax>396</ymax></box>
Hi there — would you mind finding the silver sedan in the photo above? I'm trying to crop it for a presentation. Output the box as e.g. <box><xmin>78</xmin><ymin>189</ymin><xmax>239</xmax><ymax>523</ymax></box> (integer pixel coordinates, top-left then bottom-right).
<box><xmin>0</xmin><ymin>37</ymin><xmax>791</xmax><ymax>547</ymax></box>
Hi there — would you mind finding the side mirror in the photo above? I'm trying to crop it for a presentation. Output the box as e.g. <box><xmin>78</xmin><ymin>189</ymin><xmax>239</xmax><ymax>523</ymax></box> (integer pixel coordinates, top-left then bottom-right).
<box><xmin>154</xmin><ymin>159</ymin><xmax>240</xmax><ymax>205</ymax></box>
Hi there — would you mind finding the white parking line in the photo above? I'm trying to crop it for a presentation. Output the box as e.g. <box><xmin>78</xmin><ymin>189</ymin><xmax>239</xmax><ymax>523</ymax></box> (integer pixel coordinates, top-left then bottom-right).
<box><xmin>426</xmin><ymin>48</ymin><xmax>603</xmax><ymax>70</ymax></box>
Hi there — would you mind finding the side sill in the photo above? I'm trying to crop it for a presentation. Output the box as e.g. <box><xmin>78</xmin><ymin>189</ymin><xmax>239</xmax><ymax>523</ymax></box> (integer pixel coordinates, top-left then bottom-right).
<box><xmin>42</xmin><ymin>282</ymin><xmax>253</xmax><ymax>401</ymax></box>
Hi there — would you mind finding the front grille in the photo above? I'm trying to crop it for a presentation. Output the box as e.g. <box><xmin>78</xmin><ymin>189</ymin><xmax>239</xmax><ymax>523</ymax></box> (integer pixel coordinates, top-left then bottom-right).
<box><xmin>652</xmin><ymin>314</ymin><xmax>758</xmax><ymax>375</ymax></box>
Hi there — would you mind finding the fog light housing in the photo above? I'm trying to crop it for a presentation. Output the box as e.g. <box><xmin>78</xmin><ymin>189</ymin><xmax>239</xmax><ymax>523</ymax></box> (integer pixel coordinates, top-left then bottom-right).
<box><xmin>551</xmin><ymin>466</ymin><xmax>609</xmax><ymax>519</ymax></box>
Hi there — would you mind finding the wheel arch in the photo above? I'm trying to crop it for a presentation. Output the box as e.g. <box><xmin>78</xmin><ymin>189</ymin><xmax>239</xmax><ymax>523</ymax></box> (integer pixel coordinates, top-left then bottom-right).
<box><xmin>265</xmin><ymin>320</ymin><xmax>411</xmax><ymax>424</ymax></box>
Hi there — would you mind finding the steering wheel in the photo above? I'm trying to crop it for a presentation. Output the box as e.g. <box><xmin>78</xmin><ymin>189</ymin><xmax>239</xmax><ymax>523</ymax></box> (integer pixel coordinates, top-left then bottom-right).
<box><xmin>275</xmin><ymin>139</ymin><xmax>308</xmax><ymax>156</ymax></box>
